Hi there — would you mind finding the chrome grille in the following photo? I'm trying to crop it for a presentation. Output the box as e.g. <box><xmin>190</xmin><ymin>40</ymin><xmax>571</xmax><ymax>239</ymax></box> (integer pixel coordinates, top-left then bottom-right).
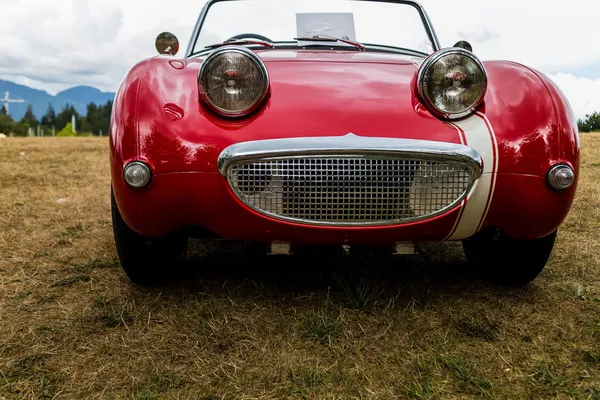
<box><xmin>225</xmin><ymin>156</ymin><xmax>476</xmax><ymax>225</ymax></box>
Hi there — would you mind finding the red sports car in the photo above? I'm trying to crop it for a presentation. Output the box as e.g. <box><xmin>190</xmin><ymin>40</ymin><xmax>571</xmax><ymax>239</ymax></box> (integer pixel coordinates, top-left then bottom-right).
<box><xmin>110</xmin><ymin>0</ymin><xmax>579</xmax><ymax>285</ymax></box>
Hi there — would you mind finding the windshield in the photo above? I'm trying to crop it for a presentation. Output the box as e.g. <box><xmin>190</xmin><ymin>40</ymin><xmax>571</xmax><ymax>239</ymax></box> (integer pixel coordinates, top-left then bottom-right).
<box><xmin>190</xmin><ymin>0</ymin><xmax>437</xmax><ymax>56</ymax></box>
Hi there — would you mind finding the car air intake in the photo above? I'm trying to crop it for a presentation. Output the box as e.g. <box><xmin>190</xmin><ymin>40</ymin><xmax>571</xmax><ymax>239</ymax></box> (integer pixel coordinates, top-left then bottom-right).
<box><xmin>225</xmin><ymin>156</ymin><xmax>477</xmax><ymax>226</ymax></box>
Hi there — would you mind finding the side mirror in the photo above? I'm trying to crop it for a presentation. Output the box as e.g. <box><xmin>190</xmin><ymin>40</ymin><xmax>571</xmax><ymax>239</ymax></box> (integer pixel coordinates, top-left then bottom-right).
<box><xmin>453</xmin><ymin>40</ymin><xmax>473</xmax><ymax>52</ymax></box>
<box><xmin>155</xmin><ymin>32</ymin><xmax>180</xmax><ymax>56</ymax></box>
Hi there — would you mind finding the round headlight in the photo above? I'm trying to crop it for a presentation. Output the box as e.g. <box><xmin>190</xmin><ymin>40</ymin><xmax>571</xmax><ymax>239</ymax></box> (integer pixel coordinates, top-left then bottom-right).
<box><xmin>417</xmin><ymin>48</ymin><xmax>487</xmax><ymax>119</ymax></box>
<box><xmin>198</xmin><ymin>46</ymin><xmax>269</xmax><ymax>117</ymax></box>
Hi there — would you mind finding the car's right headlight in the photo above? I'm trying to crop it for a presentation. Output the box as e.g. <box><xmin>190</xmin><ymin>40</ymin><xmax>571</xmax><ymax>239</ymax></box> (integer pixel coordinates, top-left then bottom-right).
<box><xmin>198</xmin><ymin>46</ymin><xmax>270</xmax><ymax>118</ymax></box>
<box><xmin>417</xmin><ymin>48</ymin><xmax>487</xmax><ymax>120</ymax></box>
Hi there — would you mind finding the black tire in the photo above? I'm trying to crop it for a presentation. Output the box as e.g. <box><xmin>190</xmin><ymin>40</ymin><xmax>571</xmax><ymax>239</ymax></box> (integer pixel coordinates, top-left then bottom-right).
<box><xmin>111</xmin><ymin>188</ymin><xmax>188</xmax><ymax>285</ymax></box>
<box><xmin>462</xmin><ymin>228</ymin><xmax>558</xmax><ymax>286</ymax></box>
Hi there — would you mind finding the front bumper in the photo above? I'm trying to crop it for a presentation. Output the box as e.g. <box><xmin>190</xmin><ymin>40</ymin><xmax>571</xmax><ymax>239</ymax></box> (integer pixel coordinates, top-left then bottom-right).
<box><xmin>112</xmin><ymin>168</ymin><xmax>574</xmax><ymax>244</ymax></box>
<box><xmin>111</xmin><ymin>133</ymin><xmax>576</xmax><ymax>243</ymax></box>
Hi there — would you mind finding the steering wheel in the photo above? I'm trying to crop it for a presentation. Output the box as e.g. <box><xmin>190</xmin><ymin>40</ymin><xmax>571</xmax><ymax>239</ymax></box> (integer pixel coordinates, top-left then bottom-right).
<box><xmin>228</xmin><ymin>33</ymin><xmax>274</xmax><ymax>42</ymax></box>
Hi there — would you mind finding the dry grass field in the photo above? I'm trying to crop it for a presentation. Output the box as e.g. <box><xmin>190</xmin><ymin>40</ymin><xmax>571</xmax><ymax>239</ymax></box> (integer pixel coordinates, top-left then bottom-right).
<box><xmin>0</xmin><ymin>134</ymin><xmax>599</xmax><ymax>399</ymax></box>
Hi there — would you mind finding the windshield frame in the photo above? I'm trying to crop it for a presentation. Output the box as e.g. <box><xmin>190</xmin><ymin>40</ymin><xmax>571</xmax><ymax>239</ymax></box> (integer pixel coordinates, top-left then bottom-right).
<box><xmin>185</xmin><ymin>0</ymin><xmax>442</xmax><ymax>58</ymax></box>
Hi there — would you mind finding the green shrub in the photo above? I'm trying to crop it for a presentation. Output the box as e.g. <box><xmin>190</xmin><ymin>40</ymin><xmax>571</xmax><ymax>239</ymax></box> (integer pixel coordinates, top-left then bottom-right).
<box><xmin>57</xmin><ymin>123</ymin><xmax>77</xmax><ymax>137</ymax></box>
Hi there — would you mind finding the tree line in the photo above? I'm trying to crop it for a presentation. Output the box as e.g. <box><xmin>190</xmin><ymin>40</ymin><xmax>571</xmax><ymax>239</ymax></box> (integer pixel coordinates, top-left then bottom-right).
<box><xmin>0</xmin><ymin>100</ymin><xmax>113</xmax><ymax>137</ymax></box>
<box><xmin>578</xmin><ymin>112</ymin><xmax>600</xmax><ymax>133</ymax></box>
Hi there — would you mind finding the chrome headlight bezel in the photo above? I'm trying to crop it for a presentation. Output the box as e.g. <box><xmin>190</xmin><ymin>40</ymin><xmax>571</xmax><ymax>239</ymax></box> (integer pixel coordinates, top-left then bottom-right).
<box><xmin>417</xmin><ymin>47</ymin><xmax>488</xmax><ymax>120</ymax></box>
<box><xmin>123</xmin><ymin>161</ymin><xmax>152</xmax><ymax>188</ymax></box>
<box><xmin>198</xmin><ymin>45</ymin><xmax>270</xmax><ymax>118</ymax></box>
<box><xmin>547</xmin><ymin>164</ymin><xmax>576</xmax><ymax>191</ymax></box>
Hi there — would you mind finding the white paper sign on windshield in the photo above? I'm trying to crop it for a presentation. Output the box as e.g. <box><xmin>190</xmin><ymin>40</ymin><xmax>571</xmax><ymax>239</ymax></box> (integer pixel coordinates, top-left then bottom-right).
<box><xmin>295</xmin><ymin>13</ymin><xmax>357</xmax><ymax>47</ymax></box>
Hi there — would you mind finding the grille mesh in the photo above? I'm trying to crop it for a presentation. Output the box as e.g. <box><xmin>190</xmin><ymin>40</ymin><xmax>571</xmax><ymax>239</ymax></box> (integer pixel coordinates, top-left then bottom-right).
<box><xmin>227</xmin><ymin>157</ymin><xmax>475</xmax><ymax>225</ymax></box>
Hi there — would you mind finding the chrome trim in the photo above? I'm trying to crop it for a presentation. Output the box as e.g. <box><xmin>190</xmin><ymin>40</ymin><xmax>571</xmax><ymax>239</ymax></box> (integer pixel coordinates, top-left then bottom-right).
<box><xmin>218</xmin><ymin>134</ymin><xmax>483</xmax><ymax>176</ymax></box>
<box><xmin>415</xmin><ymin>0</ymin><xmax>441</xmax><ymax>51</ymax></box>
<box><xmin>217</xmin><ymin>134</ymin><xmax>483</xmax><ymax>227</ymax></box>
<box><xmin>123</xmin><ymin>161</ymin><xmax>152</xmax><ymax>188</ymax></box>
<box><xmin>547</xmin><ymin>163</ymin><xmax>575</xmax><ymax>191</ymax></box>
<box><xmin>198</xmin><ymin>45</ymin><xmax>270</xmax><ymax>118</ymax></box>
<box><xmin>185</xmin><ymin>0</ymin><xmax>441</xmax><ymax>58</ymax></box>
<box><xmin>416</xmin><ymin>48</ymin><xmax>488</xmax><ymax>120</ymax></box>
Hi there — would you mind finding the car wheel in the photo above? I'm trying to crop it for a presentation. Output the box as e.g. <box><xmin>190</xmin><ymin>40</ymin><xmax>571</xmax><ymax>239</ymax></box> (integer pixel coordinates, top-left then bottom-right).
<box><xmin>462</xmin><ymin>228</ymin><xmax>558</xmax><ymax>286</ymax></box>
<box><xmin>111</xmin><ymin>188</ymin><xmax>188</xmax><ymax>285</ymax></box>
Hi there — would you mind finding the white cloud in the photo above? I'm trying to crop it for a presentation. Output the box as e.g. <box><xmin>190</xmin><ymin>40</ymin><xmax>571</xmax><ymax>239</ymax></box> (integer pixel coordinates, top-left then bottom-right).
<box><xmin>548</xmin><ymin>74</ymin><xmax>600</xmax><ymax>120</ymax></box>
<box><xmin>420</xmin><ymin>0</ymin><xmax>600</xmax><ymax>74</ymax></box>
<box><xmin>0</xmin><ymin>0</ymin><xmax>194</xmax><ymax>94</ymax></box>
<box><xmin>0</xmin><ymin>0</ymin><xmax>598</xmax><ymax>117</ymax></box>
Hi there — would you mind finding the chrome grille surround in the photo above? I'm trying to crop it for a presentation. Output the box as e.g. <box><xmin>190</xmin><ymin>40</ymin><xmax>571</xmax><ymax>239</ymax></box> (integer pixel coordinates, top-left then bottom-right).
<box><xmin>218</xmin><ymin>134</ymin><xmax>483</xmax><ymax>226</ymax></box>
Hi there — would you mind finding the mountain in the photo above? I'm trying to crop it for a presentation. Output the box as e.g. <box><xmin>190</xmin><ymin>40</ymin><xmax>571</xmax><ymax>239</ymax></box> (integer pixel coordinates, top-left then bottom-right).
<box><xmin>56</xmin><ymin>86</ymin><xmax>116</xmax><ymax>107</ymax></box>
<box><xmin>0</xmin><ymin>80</ymin><xmax>115</xmax><ymax>122</ymax></box>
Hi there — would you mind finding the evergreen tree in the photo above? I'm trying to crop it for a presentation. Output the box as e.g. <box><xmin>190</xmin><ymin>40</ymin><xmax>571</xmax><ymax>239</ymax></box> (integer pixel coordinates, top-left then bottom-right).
<box><xmin>0</xmin><ymin>104</ymin><xmax>7</xmax><ymax>116</ymax></box>
<box><xmin>19</xmin><ymin>104</ymin><xmax>38</xmax><ymax>127</ymax></box>
<box><xmin>56</xmin><ymin>104</ymin><xmax>79</xmax><ymax>131</ymax></box>
<box><xmin>41</xmin><ymin>103</ymin><xmax>57</xmax><ymax>128</ymax></box>
<box><xmin>84</xmin><ymin>100</ymin><xmax>112</xmax><ymax>135</ymax></box>
<box><xmin>578</xmin><ymin>112</ymin><xmax>600</xmax><ymax>132</ymax></box>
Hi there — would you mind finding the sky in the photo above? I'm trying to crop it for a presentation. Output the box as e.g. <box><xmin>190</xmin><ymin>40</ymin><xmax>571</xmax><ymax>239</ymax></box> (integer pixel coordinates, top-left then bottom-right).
<box><xmin>0</xmin><ymin>0</ymin><xmax>599</xmax><ymax>119</ymax></box>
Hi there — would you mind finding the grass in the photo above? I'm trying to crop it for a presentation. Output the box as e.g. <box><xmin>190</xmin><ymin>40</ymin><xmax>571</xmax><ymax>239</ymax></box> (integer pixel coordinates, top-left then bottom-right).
<box><xmin>0</xmin><ymin>134</ymin><xmax>599</xmax><ymax>399</ymax></box>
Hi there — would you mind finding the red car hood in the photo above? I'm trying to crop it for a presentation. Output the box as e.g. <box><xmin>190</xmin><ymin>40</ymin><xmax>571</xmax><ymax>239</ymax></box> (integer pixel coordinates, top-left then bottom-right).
<box><xmin>258</xmin><ymin>49</ymin><xmax>423</xmax><ymax>64</ymax></box>
<box><xmin>132</xmin><ymin>50</ymin><xmax>464</xmax><ymax>173</ymax></box>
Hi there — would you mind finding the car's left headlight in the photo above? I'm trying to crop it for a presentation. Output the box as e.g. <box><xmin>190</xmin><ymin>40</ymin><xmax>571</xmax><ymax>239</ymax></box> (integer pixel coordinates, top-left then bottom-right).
<box><xmin>198</xmin><ymin>46</ymin><xmax>270</xmax><ymax>118</ymax></box>
<box><xmin>417</xmin><ymin>48</ymin><xmax>487</xmax><ymax>120</ymax></box>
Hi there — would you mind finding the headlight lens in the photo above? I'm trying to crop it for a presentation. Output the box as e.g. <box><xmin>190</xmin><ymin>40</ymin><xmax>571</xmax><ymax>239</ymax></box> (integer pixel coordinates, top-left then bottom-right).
<box><xmin>198</xmin><ymin>46</ymin><xmax>269</xmax><ymax>117</ymax></box>
<box><xmin>417</xmin><ymin>48</ymin><xmax>487</xmax><ymax>119</ymax></box>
